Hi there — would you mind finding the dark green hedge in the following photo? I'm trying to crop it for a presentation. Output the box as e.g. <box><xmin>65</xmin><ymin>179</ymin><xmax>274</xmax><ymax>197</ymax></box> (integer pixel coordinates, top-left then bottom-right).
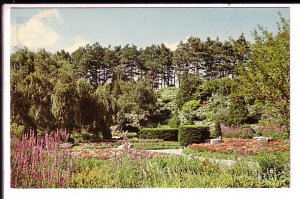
<box><xmin>138</xmin><ymin>128</ymin><xmax>178</xmax><ymax>141</ymax></box>
<box><xmin>178</xmin><ymin>125</ymin><xmax>210</xmax><ymax>146</ymax></box>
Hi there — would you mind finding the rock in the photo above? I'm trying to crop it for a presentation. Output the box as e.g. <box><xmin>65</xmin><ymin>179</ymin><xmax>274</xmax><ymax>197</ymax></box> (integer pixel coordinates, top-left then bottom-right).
<box><xmin>112</xmin><ymin>136</ymin><xmax>121</xmax><ymax>140</ymax></box>
<box><xmin>60</xmin><ymin>143</ymin><xmax>73</xmax><ymax>149</ymax></box>
<box><xmin>253</xmin><ymin>136</ymin><xmax>272</xmax><ymax>142</ymax></box>
<box><xmin>205</xmin><ymin>137</ymin><xmax>222</xmax><ymax>144</ymax></box>
<box><xmin>117</xmin><ymin>143</ymin><xmax>132</xmax><ymax>150</ymax></box>
<box><xmin>187</xmin><ymin>154</ymin><xmax>195</xmax><ymax>159</ymax></box>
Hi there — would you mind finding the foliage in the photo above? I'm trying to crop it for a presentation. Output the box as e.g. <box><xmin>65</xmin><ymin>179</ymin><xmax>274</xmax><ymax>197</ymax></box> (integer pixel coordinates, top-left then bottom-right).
<box><xmin>182</xmin><ymin>100</ymin><xmax>199</xmax><ymax>112</ymax></box>
<box><xmin>176</xmin><ymin>72</ymin><xmax>202</xmax><ymax>109</ymax></box>
<box><xmin>92</xmin><ymin>85</ymin><xmax>116</xmax><ymax>139</ymax></box>
<box><xmin>71</xmin><ymin>130</ymin><xmax>94</xmax><ymax>145</ymax></box>
<box><xmin>112</xmin><ymin>81</ymin><xmax>157</xmax><ymax>130</ymax></box>
<box><xmin>224</xmin><ymin>96</ymin><xmax>249</xmax><ymax>126</ymax></box>
<box><xmin>178</xmin><ymin>125</ymin><xmax>210</xmax><ymax>146</ymax></box>
<box><xmin>207</xmin><ymin>94</ymin><xmax>228</xmax><ymax>122</ymax></box>
<box><xmin>239</xmin><ymin>15</ymin><xmax>289</xmax><ymax>129</ymax></box>
<box><xmin>138</xmin><ymin>128</ymin><xmax>178</xmax><ymax>141</ymax></box>
<box><xmin>195</xmin><ymin>77</ymin><xmax>234</xmax><ymax>103</ymax></box>
<box><xmin>179</xmin><ymin>100</ymin><xmax>202</xmax><ymax>125</ymax></box>
<box><xmin>167</xmin><ymin>111</ymin><xmax>180</xmax><ymax>128</ymax></box>
<box><xmin>51</xmin><ymin>63</ymin><xmax>80</xmax><ymax>128</ymax></box>
<box><xmin>155</xmin><ymin>87</ymin><xmax>179</xmax><ymax>126</ymax></box>
<box><xmin>10</xmin><ymin>123</ymin><xmax>25</xmax><ymax>139</ymax></box>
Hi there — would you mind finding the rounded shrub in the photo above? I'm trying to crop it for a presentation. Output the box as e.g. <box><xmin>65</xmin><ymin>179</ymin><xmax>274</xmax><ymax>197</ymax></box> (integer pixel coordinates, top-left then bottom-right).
<box><xmin>138</xmin><ymin>128</ymin><xmax>178</xmax><ymax>141</ymax></box>
<box><xmin>178</xmin><ymin>125</ymin><xmax>210</xmax><ymax>146</ymax></box>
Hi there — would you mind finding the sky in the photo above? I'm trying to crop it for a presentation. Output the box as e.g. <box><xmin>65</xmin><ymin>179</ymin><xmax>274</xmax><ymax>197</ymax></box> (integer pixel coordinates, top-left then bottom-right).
<box><xmin>10</xmin><ymin>7</ymin><xmax>289</xmax><ymax>53</ymax></box>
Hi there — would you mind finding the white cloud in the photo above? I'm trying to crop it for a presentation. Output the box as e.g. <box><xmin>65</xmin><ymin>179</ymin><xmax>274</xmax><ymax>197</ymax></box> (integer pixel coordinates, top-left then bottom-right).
<box><xmin>64</xmin><ymin>36</ymin><xmax>91</xmax><ymax>53</ymax></box>
<box><xmin>163</xmin><ymin>41</ymin><xmax>178</xmax><ymax>51</ymax></box>
<box><xmin>163</xmin><ymin>36</ymin><xmax>190</xmax><ymax>51</ymax></box>
<box><xmin>11</xmin><ymin>9</ymin><xmax>63</xmax><ymax>49</ymax></box>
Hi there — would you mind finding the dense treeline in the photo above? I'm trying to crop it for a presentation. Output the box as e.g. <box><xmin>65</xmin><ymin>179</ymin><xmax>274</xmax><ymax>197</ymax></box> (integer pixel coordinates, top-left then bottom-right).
<box><xmin>11</xmin><ymin>16</ymin><xmax>289</xmax><ymax>139</ymax></box>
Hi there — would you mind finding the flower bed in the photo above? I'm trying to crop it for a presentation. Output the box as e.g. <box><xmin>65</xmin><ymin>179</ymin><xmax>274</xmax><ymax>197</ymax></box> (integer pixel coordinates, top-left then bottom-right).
<box><xmin>73</xmin><ymin>141</ymin><xmax>122</xmax><ymax>149</ymax></box>
<box><xmin>189</xmin><ymin>138</ymin><xmax>289</xmax><ymax>156</ymax></box>
<box><xmin>71</xmin><ymin>148</ymin><xmax>166</xmax><ymax>160</ymax></box>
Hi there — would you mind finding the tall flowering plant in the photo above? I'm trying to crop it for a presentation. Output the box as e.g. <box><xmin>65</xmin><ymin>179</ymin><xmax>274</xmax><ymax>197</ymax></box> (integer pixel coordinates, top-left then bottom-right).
<box><xmin>11</xmin><ymin>129</ymin><xmax>74</xmax><ymax>188</ymax></box>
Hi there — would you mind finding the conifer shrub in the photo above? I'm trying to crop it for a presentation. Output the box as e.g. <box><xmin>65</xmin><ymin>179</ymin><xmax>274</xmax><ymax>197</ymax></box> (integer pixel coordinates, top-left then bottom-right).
<box><xmin>214</xmin><ymin>121</ymin><xmax>222</xmax><ymax>137</ymax></box>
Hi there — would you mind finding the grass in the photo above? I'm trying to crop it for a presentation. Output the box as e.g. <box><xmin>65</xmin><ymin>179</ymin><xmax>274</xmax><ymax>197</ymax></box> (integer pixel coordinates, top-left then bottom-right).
<box><xmin>182</xmin><ymin>148</ymin><xmax>242</xmax><ymax>160</ymax></box>
<box><xmin>72</xmin><ymin>139</ymin><xmax>181</xmax><ymax>150</ymax></box>
<box><xmin>131</xmin><ymin>141</ymin><xmax>180</xmax><ymax>150</ymax></box>
<box><xmin>67</xmin><ymin>156</ymin><xmax>289</xmax><ymax>188</ymax></box>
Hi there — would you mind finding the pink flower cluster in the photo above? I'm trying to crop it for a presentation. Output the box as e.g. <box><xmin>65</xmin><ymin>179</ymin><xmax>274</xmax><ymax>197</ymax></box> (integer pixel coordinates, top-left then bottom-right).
<box><xmin>11</xmin><ymin>129</ymin><xmax>74</xmax><ymax>188</ymax></box>
<box><xmin>221</xmin><ymin>124</ymin><xmax>254</xmax><ymax>138</ymax></box>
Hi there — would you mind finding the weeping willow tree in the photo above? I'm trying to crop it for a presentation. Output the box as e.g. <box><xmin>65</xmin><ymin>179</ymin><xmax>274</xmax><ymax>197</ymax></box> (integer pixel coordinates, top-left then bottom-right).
<box><xmin>51</xmin><ymin>63</ymin><xmax>81</xmax><ymax>129</ymax></box>
<box><xmin>92</xmin><ymin>85</ymin><xmax>117</xmax><ymax>139</ymax></box>
<box><xmin>51</xmin><ymin>67</ymin><xmax>117</xmax><ymax>139</ymax></box>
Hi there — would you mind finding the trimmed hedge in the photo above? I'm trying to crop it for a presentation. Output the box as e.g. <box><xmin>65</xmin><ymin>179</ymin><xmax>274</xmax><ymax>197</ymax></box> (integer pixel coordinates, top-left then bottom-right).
<box><xmin>178</xmin><ymin>125</ymin><xmax>210</xmax><ymax>146</ymax></box>
<box><xmin>138</xmin><ymin>128</ymin><xmax>178</xmax><ymax>141</ymax></box>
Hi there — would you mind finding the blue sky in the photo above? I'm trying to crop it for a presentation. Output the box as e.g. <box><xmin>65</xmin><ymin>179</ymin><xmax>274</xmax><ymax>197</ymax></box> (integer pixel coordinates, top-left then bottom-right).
<box><xmin>10</xmin><ymin>7</ymin><xmax>289</xmax><ymax>52</ymax></box>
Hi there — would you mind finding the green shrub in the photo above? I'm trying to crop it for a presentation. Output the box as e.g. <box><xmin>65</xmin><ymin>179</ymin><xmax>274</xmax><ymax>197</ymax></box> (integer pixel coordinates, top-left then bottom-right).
<box><xmin>138</xmin><ymin>128</ymin><xmax>178</xmax><ymax>141</ymax></box>
<box><xmin>182</xmin><ymin>100</ymin><xmax>199</xmax><ymax>112</ymax></box>
<box><xmin>10</xmin><ymin>123</ymin><xmax>25</xmax><ymax>139</ymax></box>
<box><xmin>178</xmin><ymin>125</ymin><xmax>210</xmax><ymax>146</ymax></box>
